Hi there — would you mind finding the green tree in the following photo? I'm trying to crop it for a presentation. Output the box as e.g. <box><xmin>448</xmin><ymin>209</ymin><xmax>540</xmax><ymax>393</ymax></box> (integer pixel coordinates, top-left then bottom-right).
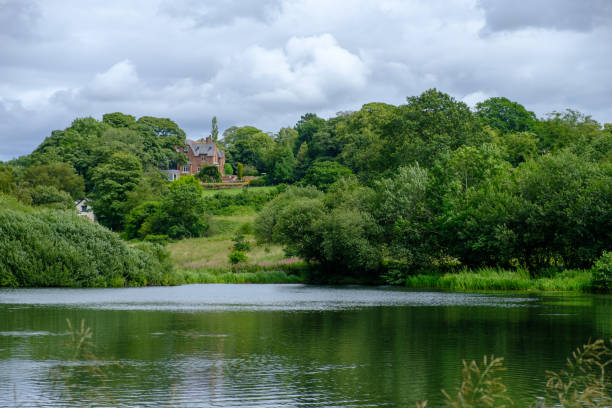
<box><xmin>103</xmin><ymin>112</ymin><xmax>136</xmax><ymax>128</ymax></box>
<box><xmin>494</xmin><ymin>131</ymin><xmax>538</xmax><ymax>166</ymax></box>
<box><xmin>124</xmin><ymin>201</ymin><xmax>161</xmax><ymax>240</ymax></box>
<box><xmin>301</xmin><ymin>161</ymin><xmax>353</xmax><ymax>191</ymax></box>
<box><xmin>295</xmin><ymin>113</ymin><xmax>326</xmax><ymax>153</ymax></box>
<box><xmin>374</xmin><ymin>164</ymin><xmax>434</xmax><ymax>271</ymax></box>
<box><xmin>224</xmin><ymin>163</ymin><xmax>233</xmax><ymax>175</ymax></box>
<box><xmin>270</xmin><ymin>145</ymin><xmax>296</xmax><ymax>184</ymax></box>
<box><xmin>153</xmin><ymin>178</ymin><xmax>208</xmax><ymax>239</ymax></box>
<box><xmin>211</xmin><ymin>116</ymin><xmax>219</xmax><ymax>142</ymax></box>
<box><xmin>237</xmin><ymin>162</ymin><xmax>243</xmax><ymax>180</ymax></box>
<box><xmin>91</xmin><ymin>152</ymin><xmax>143</xmax><ymax>230</ymax></box>
<box><xmin>475</xmin><ymin>97</ymin><xmax>537</xmax><ymax>134</ymax></box>
<box><xmin>22</xmin><ymin>162</ymin><xmax>85</xmax><ymax>199</ymax></box>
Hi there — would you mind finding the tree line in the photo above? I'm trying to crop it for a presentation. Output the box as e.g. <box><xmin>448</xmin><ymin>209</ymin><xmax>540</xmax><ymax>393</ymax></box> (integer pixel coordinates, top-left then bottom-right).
<box><xmin>1</xmin><ymin>89</ymin><xmax>610</xmax><ymax>283</ymax></box>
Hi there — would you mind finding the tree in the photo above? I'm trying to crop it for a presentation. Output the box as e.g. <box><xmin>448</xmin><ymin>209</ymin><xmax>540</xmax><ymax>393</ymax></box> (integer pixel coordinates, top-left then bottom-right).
<box><xmin>237</xmin><ymin>162</ymin><xmax>243</xmax><ymax>180</ymax></box>
<box><xmin>211</xmin><ymin>116</ymin><xmax>219</xmax><ymax>142</ymax></box>
<box><xmin>374</xmin><ymin>165</ymin><xmax>434</xmax><ymax>271</ymax></box>
<box><xmin>222</xmin><ymin>126</ymin><xmax>274</xmax><ymax>171</ymax></box>
<box><xmin>22</xmin><ymin>163</ymin><xmax>85</xmax><ymax>199</ymax></box>
<box><xmin>154</xmin><ymin>177</ymin><xmax>208</xmax><ymax>239</ymax></box>
<box><xmin>103</xmin><ymin>112</ymin><xmax>136</xmax><ymax>128</ymax></box>
<box><xmin>91</xmin><ymin>152</ymin><xmax>143</xmax><ymax>230</ymax></box>
<box><xmin>301</xmin><ymin>161</ymin><xmax>353</xmax><ymax>191</ymax></box>
<box><xmin>295</xmin><ymin>113</ymin><xmax>326</xmax><ymax>153</ymax></box>
<box><xmin>124</xmin><ymin>201</ymin><xmax>161</xmax><ymax>240</ymax></box>
<box><xmin>475</xmin><ymin>97</ymin><xmax>537</xmax><ymax>134</ymax></box>
<box><xmin>270</xmin><ymin>145</ymin><xmax>296</xmax><ymax>184</ymax></box>
<box><xmin>224</xmin><ymin>163</ymin><xmax>233</xmax><ymax>175</ymax></box>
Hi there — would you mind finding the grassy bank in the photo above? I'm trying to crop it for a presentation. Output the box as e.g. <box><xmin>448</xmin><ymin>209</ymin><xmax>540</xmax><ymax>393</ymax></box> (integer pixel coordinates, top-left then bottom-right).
<box><xmin>405</xmin><ymin>268</ymin><xmax>593</xmax><ymax>292</ymax></box>
<box><xmin>167</xmin><ymin>207</ymin><xmax>305</xmax><ymax>283</ymax></box>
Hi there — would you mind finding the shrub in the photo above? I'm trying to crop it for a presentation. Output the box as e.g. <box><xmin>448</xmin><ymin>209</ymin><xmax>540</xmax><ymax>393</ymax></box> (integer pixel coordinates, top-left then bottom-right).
<box><xmin>232</xmin><ymin>233</ymin><xmax>251</xmax><ymax>252</ymax></box>
<box><xmin>248</xmin><ymin>177</ymin><xmax>267</xmax><ymax>186</ymax></box>
<box><xmin>592</xmin><ymin>251</ymin><xmax>612</xmax><ymax>292</ymax></box>
<box><xmin>228</xmin><ymin>250</ymin><xmax>248</xmax><ymax>264</ymax></box>
<box><xmin>0</xmin><ymin>196</ymin><xmax>173</xmax><ymax>288</ymax></box>
<box><xmin>196</xmin><ymin>165</ymin><xmax>222</xmax><ymax>183</ymax></box>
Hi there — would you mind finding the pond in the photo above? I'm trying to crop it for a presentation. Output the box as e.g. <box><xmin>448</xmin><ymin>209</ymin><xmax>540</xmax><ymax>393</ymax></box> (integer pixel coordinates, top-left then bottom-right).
<box><xmin>1</xmin><ymin>284</ymin><xmax>611</xmax><ymax>407</ymax></box>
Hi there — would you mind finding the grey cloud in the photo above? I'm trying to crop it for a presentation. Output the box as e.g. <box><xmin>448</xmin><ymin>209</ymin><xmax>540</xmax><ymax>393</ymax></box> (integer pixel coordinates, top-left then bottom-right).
<box><xmin>1</xmin><ymin>0</ymin><xmax>612</xmax><ymax>161</ymax></box>
<box><xmin>0</xmin><ymin>0</ymin><xmax>40</xmax><ymax>40</ymax></box>
<box><xmin>479</xmin><ymin>0</ymin><xmax>612</xmax><ymax>34</ymax></box>
<box><xmin>159</xmin><ymin>0</ymin><xmax>282</xmax><ymax>27</ymax></box>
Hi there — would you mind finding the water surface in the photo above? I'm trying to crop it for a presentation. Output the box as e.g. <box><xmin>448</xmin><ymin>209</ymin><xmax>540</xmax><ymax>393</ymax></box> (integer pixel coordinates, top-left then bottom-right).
<box><xmin>1</xmin><ymin>284</ymin><xmax>610</xmax><ymax>406</ymax></box>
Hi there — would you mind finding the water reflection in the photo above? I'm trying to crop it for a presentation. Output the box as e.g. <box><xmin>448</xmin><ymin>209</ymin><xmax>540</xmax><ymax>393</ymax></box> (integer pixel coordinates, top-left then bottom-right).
<box><xmin>1</xmin><ymin>285</ymin><xmax>610</xmax><ymax>407</ymax></box>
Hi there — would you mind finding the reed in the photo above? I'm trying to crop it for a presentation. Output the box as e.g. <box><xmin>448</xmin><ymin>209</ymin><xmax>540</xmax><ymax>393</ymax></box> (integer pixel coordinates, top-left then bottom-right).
<box><xmin>417</xmin><ymin>338</ymin><xmax>612</xmax><ymax>407</ymax></box>
<box><xmin>405</xmin><ymin>268</ymin><xmax>593</xmax><ymax>292</ymax></box>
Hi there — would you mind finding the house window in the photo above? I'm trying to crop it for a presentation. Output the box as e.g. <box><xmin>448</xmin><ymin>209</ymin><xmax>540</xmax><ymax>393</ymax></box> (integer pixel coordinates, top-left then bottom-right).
<box><xmin>197</xmin><ymin>166</ymin><xmax>200</xmax><ymax>172</ymax></box>
<box><xmin>182</xmin><ymin>165</ymin><xmax>189</xmax><ymax>172</ymax></box>
<box><xmin>81</xmin><ymin>205</ymin><xmax>87</xmax><ymax>212</ymax></box>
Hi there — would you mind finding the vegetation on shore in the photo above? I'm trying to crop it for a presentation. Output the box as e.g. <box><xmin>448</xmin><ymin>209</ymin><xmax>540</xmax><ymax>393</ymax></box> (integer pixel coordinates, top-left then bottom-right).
<box><xmin>0</xmin><ymin>90</ymin><xmax>610</xmax><ymax>289</ymax></box>
<box><xmin>404</xmin><ymin>268</ymin><xmax>594</xmax><ymax>292</ymax></box>
<box><xmin>0</xmin><ymin>196</ymin><xmax>172</xmax><ymax>288</ymax></box>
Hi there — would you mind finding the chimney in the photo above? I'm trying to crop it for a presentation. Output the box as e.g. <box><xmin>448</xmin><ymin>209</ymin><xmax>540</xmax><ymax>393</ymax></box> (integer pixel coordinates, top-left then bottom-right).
<box><xmin>206</xmin><ymin>136</ymin><xmax>213</xmax><ymax>143</ymax></box>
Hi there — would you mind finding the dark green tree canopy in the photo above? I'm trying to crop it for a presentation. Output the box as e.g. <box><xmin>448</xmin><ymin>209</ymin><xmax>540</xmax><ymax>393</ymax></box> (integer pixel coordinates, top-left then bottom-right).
<box><xmin>475</xmin><ymin>97</ymin><xmax>537</xmax><ymax>134</ymax></box>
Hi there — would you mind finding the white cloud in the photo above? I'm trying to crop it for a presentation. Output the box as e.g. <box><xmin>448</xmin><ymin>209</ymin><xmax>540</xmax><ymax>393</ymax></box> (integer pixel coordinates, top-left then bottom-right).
<box><xmin>83</xmin><ymin>60</ymin><xmax>141</xmax><ymax>101</ymax></box>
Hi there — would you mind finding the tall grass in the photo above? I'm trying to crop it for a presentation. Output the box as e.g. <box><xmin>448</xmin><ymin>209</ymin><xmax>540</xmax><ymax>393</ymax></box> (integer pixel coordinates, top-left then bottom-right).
<box><xmin>405</xmin><ymin>268</ymin><xmax>593</xmax><ymax>292</ymax></box>
<box><xmin>418</xmin><ymin>339</ymin><xmax>612</xmax><ymax>407</ymax></box>
<box><xmin>178</xmin><ymin>269</ymin><xmax>303</xmax><ymax>284</ymax></box>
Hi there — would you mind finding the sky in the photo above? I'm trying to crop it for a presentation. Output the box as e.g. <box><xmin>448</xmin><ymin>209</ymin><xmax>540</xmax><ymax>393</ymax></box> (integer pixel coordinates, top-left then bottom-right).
<box><xmin>1</xmin><ymin>0</ymin><xmax>611</xmax><ymax>161</ymax></box>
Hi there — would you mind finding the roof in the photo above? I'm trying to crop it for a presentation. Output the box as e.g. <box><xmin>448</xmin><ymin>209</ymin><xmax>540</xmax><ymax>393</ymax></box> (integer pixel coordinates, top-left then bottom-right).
<box><xmin>186</xmin><ymin>139</ymin><xmax>225</xmax><ymax>158</ymax></box>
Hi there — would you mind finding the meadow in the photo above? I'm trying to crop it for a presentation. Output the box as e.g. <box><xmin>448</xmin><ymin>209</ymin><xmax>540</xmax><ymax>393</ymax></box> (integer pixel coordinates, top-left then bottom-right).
<box><xmin>167</xmin><ymin>187</ymin><xmax>306</xmax><ymax>284</ymax></box>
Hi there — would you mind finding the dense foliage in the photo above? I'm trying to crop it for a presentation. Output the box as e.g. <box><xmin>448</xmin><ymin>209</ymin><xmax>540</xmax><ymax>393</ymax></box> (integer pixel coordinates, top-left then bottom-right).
<box><xmin>2</xmin><ymin>89</ymin><xmax>610</xmax><ymax>288</ymax></box>
<box><xmin>252</xmin><ymin>89</ymin><xmax>611</xmax><ymax>284</ymax></box>
<box><xmin>0</xmin><ymin>196</ymin><xmax>172</xmax><ymax>287</ymax></box>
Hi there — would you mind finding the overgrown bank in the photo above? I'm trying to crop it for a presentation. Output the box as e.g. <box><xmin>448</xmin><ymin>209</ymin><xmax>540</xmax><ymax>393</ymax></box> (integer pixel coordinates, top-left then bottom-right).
<box><xmin>0</xmin><ymin>196</ymin><xmax>172</xmax><ymax>287</ymax></box>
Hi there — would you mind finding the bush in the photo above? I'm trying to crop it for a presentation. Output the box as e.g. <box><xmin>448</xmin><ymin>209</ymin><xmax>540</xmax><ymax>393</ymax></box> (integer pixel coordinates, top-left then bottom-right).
<box><xmin>248</xmin><ymin>177</ymin><xmax>267</xmax><ymax>186</ymax></box>
<box><xmin>592</xmin><ymin>251</ymin><xmax>612</xmax><ymax>292</ymax></box>
<box><xmin>0</xmin><ymin>196</ymin><xmax>173</xmax><ymax>288</ymax></box>
<box><xmin>28</xmin><ymin>185</ymin><xmax>74</xmax><ymax>210</ymax></box>
<box><xmin>196</xmin><ymin>165</ymin><xmax>222</xmax><ymax>183</ymax></box>
<box><xmin>232</xmin><ymin>233</ymin><xmax>251</xmax><ymax>252</ymax></box>
<box><xmin>228</xmin><ymin>250</ymin><xmax>248</xmax><ymax>264</ymax></box>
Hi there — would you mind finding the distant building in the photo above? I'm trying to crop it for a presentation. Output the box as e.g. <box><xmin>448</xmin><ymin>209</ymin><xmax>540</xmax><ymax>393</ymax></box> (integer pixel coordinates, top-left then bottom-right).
<box><xmin>163</xmin><ymin>136</ymin><xmax>225</xmax><ymax>181</ymax></box>
<box><xmin>75</xmin><ymin>198</ymin><xmax>96</xmax><ymax>222</ymax></box>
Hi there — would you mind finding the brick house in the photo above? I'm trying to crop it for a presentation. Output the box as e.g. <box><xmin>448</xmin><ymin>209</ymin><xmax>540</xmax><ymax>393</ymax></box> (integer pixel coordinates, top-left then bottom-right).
<box><xmin>164</xmin><ymin>136</ymin><xmax>225</xmax><ymax>181</ymax></box>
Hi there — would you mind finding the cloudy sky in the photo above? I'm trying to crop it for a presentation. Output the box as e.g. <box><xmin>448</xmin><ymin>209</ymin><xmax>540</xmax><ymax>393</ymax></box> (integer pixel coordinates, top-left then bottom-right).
<box><xmin>1</xmin><ymin>0</ymin><xmax>611</xmax><ymax>161</ymax></box>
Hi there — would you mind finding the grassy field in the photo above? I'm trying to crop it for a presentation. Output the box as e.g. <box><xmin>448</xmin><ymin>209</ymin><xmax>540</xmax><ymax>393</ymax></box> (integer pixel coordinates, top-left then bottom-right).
<box><xmin>167</xmin><ymin>212</ymin><xmax>304</xmax><ymax>284</ymax></box>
